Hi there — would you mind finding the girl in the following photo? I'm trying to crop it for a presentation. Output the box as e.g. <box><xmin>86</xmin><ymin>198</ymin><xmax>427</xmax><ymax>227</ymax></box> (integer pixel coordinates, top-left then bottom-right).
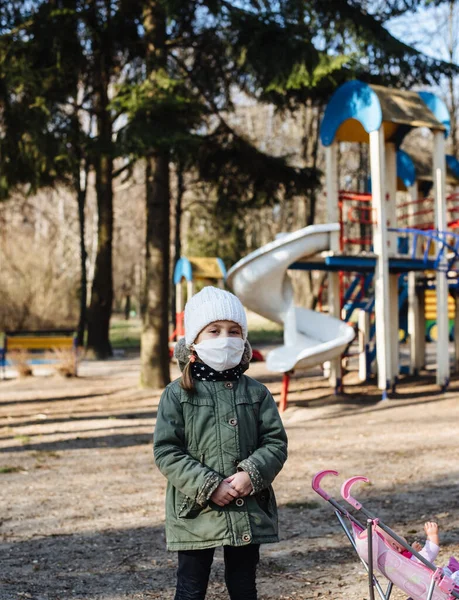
<box><xmin>154</xmin><ymin>286</ymin><xmax>288</xmax><ymax>600</ymax></box>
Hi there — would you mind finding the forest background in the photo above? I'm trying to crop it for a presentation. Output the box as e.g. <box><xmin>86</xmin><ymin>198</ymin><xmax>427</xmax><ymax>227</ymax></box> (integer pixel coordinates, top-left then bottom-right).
<box><xmin>1</xmin><ymin>0</ymin><xmax>459</xmax><ymax>388</ymax></box>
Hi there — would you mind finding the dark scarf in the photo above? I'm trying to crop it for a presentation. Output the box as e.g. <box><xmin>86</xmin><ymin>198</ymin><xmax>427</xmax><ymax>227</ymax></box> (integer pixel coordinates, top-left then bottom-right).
<box><xmin>191</xmin><ymin>361</ymin><xmax>243</xmax><ymax>382</ymax></box>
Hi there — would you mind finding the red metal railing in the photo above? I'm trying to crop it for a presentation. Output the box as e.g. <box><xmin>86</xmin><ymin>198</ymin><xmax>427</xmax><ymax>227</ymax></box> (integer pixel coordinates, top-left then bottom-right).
<box><xmin>396</xmin><ymin>193</ymin><xmax>459</xmax><ymax>230</ymax></box>
<box><xmin>338</xmin><ymin>191</ymin><xmax>375</xmax><ymax>252</ymax></box>
<box><xmin>338</xmin><ymin>190</ymin><xmax>459</xmax><ymax>251</ymax></box>
<box><xmin>447</xmin><ymin>193</ymin><xmax>459</xmax><ymax>229</ymax></box>
<box><xmin>396</xmin><ymin>197</ymin><xmax>434</xmax><ymax>231</ymax></box>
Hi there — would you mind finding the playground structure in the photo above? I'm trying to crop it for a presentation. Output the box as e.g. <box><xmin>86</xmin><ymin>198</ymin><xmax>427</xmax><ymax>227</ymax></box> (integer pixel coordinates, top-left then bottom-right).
<box><xmin>424</xmin><ymin>289</ymin><xmax>456</xmax><ymax>342</ymax></box>
<box><xmin>320</xmin><ymin>80</ymin><xmax>459</xmax><ymax>395</ymax></box>
<box><xmin>226</xmin><ymin>225</ymin><xmax>356</xmax><ymax>411</ymax></box>
<box><xmin>171</xmin><ymin>256</ymin><xmax>226</xmax><ymax>341</ymax></box>
<box><xmin>338</xmin><ymin>141</ymin><xmax>459</xmax><ymax>377</ymax></box>
<box><xmin>228</xmin><ymin>79</ymin><xmax>459</xmax><ymax>407</ymax></box>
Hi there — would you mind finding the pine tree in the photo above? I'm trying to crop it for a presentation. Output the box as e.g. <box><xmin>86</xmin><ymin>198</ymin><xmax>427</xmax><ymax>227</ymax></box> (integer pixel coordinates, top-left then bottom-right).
<box><xmin>0</xmin><ymin>0</ymin><xmax>143</xmax><ymax>356</ymax></box>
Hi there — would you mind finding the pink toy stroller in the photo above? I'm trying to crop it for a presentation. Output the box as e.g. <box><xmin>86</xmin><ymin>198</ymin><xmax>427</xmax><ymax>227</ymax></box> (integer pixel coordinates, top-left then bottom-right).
<box><xmin>312</xmin><ymin>470</ymin><xmax>459</xmax><ymax>600</ymax></box>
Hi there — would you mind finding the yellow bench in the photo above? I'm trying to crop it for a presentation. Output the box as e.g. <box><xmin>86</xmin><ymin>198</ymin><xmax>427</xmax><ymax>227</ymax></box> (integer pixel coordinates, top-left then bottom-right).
<box><xmin>3</xmin><ymin>331</ymin><xmax>78</xmax><ymax>376</ymax></box>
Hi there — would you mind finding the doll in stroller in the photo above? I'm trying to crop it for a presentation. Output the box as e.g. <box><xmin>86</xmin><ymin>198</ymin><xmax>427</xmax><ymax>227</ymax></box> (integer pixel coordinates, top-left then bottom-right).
<box><xmin>312</xmin><ymin>470</ymin><xmax>459</xmax><ymax>600</ymax></box>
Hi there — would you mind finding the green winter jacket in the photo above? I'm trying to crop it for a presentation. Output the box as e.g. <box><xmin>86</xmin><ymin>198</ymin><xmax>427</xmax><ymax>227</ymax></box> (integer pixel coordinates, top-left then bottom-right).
<box><xmin>153</xmin><ymin>375</ymin><xmax>288</xmax><ymax>551</ymax></box>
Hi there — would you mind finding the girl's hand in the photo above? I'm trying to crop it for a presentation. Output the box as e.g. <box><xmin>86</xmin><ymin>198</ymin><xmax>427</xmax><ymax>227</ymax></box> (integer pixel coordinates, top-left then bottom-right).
<box><xmin>412</xmin><ymin>541</ymin><xmax>422</xmax><ymax>552</ymax></box>
<box><xmin>210</xmin><ymin>481</ymin><xmax>239</xmax><ymax>507</ymax></box>
<box><xmin>224</xmin><ymin>472</ymin><xmax>253</xmax><ymax>497</ymax></box>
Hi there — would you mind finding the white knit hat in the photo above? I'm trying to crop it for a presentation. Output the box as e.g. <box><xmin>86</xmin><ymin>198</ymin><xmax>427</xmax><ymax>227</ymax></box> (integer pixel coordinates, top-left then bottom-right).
<box><xmin>184</xmin><ymin>286</ymin><xmax>248</xmax><ymax>345</ymax></box>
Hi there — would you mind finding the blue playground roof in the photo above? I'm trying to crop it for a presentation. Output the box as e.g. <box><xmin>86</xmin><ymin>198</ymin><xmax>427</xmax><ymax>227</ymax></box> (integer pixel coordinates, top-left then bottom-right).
<box><xmin>446</xmin><ymin>155</ymin><xmax>459</xmax><ymax>179</ymax></box>
<box><xmin>320</xmin><ymin>81</ymin><xmax>382</xmax><ymax>147</ymax></box>
<box><xmin>396</xmin><ymin>149</ymin><xmax>416</xmax><ymax>188</ymax></box>
<box><xmin>418</xmin><ymin>91</ymin><xmax>450</xmax><ymax>137</ymax></box>
<box><xmin>320</xmin><ymin>80</ymin><xmax>449</xmax><ymax>147</ymax></box>
<box><xmin>174</xmin><ymin>257</ymin><xmax>193</xmax><ymax>284</ymax></box>
<box><xmin>368</xmin><ymin>149</ymin><xmax>416</xmax><ymax>192</ymax></box>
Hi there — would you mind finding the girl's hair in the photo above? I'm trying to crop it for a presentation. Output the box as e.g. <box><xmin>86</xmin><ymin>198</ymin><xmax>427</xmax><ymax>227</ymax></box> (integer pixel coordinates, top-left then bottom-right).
<box><xmin>180</xmin><ymin>357</ymin><xmax>195</xmax><ymax>391</ymax></box>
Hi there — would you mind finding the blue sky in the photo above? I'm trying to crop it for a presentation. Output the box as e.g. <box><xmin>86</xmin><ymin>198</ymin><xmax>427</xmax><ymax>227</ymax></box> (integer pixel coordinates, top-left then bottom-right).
<box><xmin>387</xmin><ymin>2</ymin><xmax>459</xmax><ymax>65</ymax></box>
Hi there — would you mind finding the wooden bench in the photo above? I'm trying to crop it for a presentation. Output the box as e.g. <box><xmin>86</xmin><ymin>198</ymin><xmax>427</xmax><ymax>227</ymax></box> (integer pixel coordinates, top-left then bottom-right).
<box><xmin>2</xmin><ymin>330</ymin><xmax>78</xmax><ymax>377</ymax></box>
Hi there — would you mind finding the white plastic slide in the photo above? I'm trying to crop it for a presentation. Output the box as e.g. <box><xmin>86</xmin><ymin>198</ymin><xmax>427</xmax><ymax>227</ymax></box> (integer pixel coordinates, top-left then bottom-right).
<box><xmin>226</xmin><ymin>224</ymin><xmax>355</xmax><ymax>373</ymax></box>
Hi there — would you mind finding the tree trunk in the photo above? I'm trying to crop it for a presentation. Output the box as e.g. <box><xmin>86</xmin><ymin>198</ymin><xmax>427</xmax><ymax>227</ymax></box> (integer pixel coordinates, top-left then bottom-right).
<box><xmin>140</xmin><ymin>1</ymin><xmax>171</xmax><ymax>387</ymax></box>
<box><xmin>171</xmin><ymin>161</ymin><xmax>185</xmax><ymax>329</ymax></box>
<box><xmin>87</xmin><ymin>151</ymin><xmax>114</xmax><ymax>357</ymax></box>
<box><xmin>86</xmin><ymin>56</ymin><xmax>114</xmax><ymax>357</ymax></box>
<box><xmin>124</xmin><ymin>294</ymin><xmax>131</xmax><ymax>320</ymax></box>
<box><xmin>76</xmin><ymin>160</ymin><xmax>89</xmax><ymax>347</ymax></box>
<box><xmin>141</xmin><ymin>152</ymin><xmax>171</xmax><ymax>387</ymax></box>
<box><xmin>85</xmin><ymin>0</ymin><xmax>114</xmax><ymax>358</ymax></box>
<box><xmin>303</xmin><ymin>104</ymin><xmax>322</xmax><ymax>309</ymax></box>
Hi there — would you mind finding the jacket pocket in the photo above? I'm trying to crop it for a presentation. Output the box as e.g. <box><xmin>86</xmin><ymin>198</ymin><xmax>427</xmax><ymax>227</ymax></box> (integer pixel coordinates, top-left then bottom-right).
<box><xmin>175</xmin><ymin>450</ymin><xmax>207</xmax><ymax>519</ymax></box>
<box><xmin>180</xmin><ymin>394</ymin><xmax>215</xmax><ymax>451</ymax></box>
<box><xmin>176</xmin><ymin>490</ymin><xmax>204</xmax><ymax>519</ymax></box>
<box><xmin>234</xmin><ymin>396</ymin><xmax>260</xmax><ymax>441</ymax></box>
<box><xmin>255</xmin><ymin>485</ymin><xmax>277</xmax><ymax>517</ymax></box>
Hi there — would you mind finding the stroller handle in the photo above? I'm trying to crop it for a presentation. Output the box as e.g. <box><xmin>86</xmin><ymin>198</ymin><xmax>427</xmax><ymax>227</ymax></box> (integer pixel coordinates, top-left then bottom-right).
<box><xmin>341</xmin><ymin>475</ymin><xmax>370</xmax><ymax>509</ymax></box>
<box><xmin>312</xmin><ymin>469</ymin><xmax>339</xmax><ymax>500</ymax></box>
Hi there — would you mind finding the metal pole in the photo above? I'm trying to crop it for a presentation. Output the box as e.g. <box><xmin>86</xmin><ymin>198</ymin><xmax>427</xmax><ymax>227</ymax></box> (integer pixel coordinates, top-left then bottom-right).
<box><xmin>385</xmin><ymin>582</ymin><xmax>393</xmax><ymax>600</ymax></box>
<box><xmin>176</xmin><ymin>282</ymin><xmax>184</xmax><ymax>339</ymax></box>
<box><xmin>455</xmin><ymin>294</ymin><xmax>459</xmax><ymax>372</ymax></box>
<box><xmin>358</xmin><ymin>309</ymin><xmax>370</xmax><ymax>381</ymax></box>
<box><xmin>407</xmin><ymin>180</ymin><xmax>423</xmax><ymax>374</ymax></box>
<box><xmin>335</xmin><ymin>512</ymin><xmax>387</xmax><ymax>600</ymax></box>
<box><xmin>385</xmin><ymin>143</ymin><xmax>397</xmax><ymax>257</ymax></box>
<box><xmin>408</xmin><ymin>272</ymin><xmax>421</xmax><ymax>374</ymax></box>
<box><xmin>418</xmin><ymin>287</ymin><xmax>426</xmax><ymax>371</ymax></box>
<box><xmin>279</xmin><ymin>372</ymin><xmax>290</xmax><ymax>412</ymax></box>
<box><xmin>370</xmin><ymin>127</ymin><xmax>392</xmax><ymax>395</ymax></box>
<box><xmin>187</xmin><ymin>280</ymin><xmax>194</xmax><ymax>301</ymax></box>
<box><xmin>367</xmin><ymin>520</ymin><xmax>376</xmax><ymax>600</ymax></box>
<box><xmin>426</xmin><ymin>576</ymin><xmax>437</xmax><ymax>600</ymax></box>
<box><xmin>433</xmin><ymin>130</ymin><xmax>450</xmax><ymax>389</ymax></box>
<box><xmin>326</xmin><ymin>143</ymin><xmax>342</xmax><ymax>391</ymax></box>
<box><xmin>386</xmin><ymin>144</ymin><xmax>399</xmax><ymax>387</ymax></box>
<box><xmin>389</xmin><ymin>274</ymin><xmax>399</xmax><ymax>387</ymax></box>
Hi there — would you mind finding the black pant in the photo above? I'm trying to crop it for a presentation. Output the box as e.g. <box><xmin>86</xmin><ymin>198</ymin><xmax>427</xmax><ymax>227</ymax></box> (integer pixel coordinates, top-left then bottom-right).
<box><xmin>174</xmin><ymin>544</ymin><xmax>260</xmax><ymax>600</ymax></box>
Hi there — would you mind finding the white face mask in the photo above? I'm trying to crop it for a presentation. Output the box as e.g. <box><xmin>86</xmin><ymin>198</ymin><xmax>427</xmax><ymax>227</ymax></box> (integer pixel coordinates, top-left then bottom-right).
<box><xmin>193</xmin><ymin>337</ymin><xmax>245</xmax><ymax>372</ymax></box>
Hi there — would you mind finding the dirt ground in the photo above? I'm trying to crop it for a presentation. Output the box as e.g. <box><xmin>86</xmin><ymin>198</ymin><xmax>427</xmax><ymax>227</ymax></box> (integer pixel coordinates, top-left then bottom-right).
<box><xmin>1</xmin><ymin>355</ymin><xmax>459</xmax><ymax>600</ymax></box>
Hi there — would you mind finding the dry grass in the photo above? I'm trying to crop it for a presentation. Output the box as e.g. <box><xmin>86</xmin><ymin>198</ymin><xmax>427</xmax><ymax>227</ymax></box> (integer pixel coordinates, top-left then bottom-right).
<box><xmin>9</xmin><ymin>349</ymin><xmax>33</xmax><ymax>377</ymax></box>
<box><xmin>7</xmin><ymin>347</ymin><xmax>78</xmax><ymax>378</ymax></box>
<box><xmin>51</xmin><ymin>347</ymin><xmax>78</xmax><ymax>377</ymax></box>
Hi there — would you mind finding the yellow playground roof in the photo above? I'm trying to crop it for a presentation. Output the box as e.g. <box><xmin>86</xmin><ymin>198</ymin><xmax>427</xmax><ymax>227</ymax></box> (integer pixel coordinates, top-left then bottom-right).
<box><xmin>173</xmin><ymin>256</ymin><xmax>227</xmax><ymax>283</ymax></box>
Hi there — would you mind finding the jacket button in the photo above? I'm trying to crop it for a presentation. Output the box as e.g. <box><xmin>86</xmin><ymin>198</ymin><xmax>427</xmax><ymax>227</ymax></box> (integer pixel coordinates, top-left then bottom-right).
<box><xmin>236</xmin><ymin>498</ymin><xmax>244</xmax><ymax>507</ymax></box>
<box><xmin>242</xmin><ymin>533</ymin><xmax>251</xmax><ymax>542</ymax></box>
<box><xmin>234</xmin><ymin>459</ymin><xmax>240</xmax><ymax>466</ymax></box>
<box><xmin>229</xmin><ymin>418</ymin><xmax>238</xmax><ymax>426</ymax></box>
<box><xmin>225</xmin><ymin>382</ymin><xmax>233</xmax><ymax>389</ymax></box>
